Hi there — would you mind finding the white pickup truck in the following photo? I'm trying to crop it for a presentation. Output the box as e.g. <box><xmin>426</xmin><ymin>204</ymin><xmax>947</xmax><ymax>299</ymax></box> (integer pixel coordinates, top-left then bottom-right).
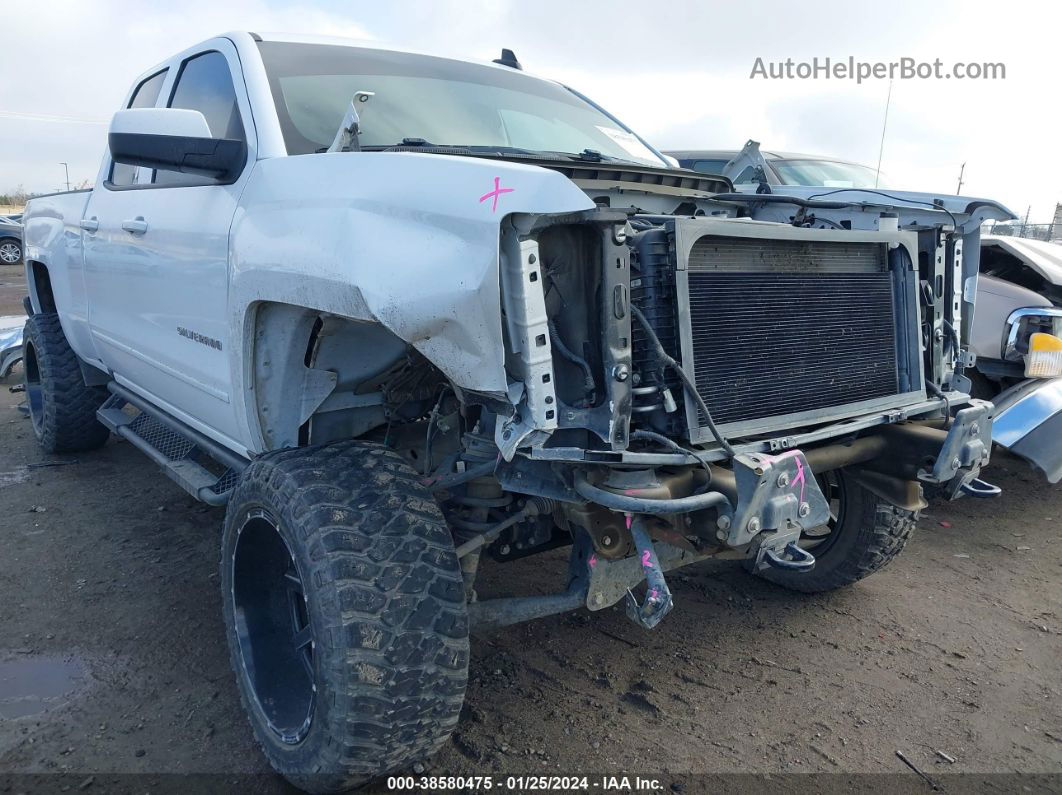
<box><xmin>22</xmin><ymin>32</ymin><xmax>997</xmax><ymax>792</ymax></box>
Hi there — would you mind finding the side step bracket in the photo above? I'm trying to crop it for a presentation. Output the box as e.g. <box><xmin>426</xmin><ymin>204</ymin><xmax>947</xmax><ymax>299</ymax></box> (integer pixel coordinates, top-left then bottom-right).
<box><xmin>96</xmin><ymin>383</ymin><xmax>249</xmax><ymax>505</ymax></box>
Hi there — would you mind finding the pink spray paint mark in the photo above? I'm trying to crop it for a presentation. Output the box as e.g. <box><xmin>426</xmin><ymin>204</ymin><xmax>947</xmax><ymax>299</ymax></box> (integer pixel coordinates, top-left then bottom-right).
<box><xmin>588</xmin><ymin>553</ymin><xmax>598</xmax><ymax>569</ymax></box>
<box><xmin>641</xmin><ymin>549</ymin><xmax>653</xmax><ymax>571</ymax></box>
<box><xmin>478</xmin><ymin>176</ymin><xmax>514</xmax><ymax>212</ymax></box>
<box><xmin>764</xmin><ymin>450</ymin><xmax>807</xmax><ymax>503</ymax></box>
<box><xmin>792</xmin><ymin>456</ymin><xmax>807</xmax><ymax>503</ymax></box>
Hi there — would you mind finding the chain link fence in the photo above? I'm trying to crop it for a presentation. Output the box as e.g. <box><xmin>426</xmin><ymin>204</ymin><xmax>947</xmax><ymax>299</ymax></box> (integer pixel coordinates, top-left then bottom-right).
<box><xmin>985</xmin><ymin>221</ymin><xmax>1061</xmax><ymax>243</ymax></box>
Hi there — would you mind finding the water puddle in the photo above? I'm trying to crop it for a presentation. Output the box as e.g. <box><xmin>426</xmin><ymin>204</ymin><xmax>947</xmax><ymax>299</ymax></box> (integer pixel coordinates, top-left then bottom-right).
<box><xmin>0</xmin><ymin>655</ymin><xmax>86</xmax><ymax>719</ymax></box>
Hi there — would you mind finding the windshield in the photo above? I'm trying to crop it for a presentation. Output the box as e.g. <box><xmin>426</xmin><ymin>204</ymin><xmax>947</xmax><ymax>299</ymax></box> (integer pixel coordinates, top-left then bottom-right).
<box><xmin>771</xmin><ymin>158</ymin><xmax>886</xmax><ymax>188</ymax></box>
<box><xmin>257</xmin><ymin>41</ymin><xmax>667</xmax><ymax>167</ymax></box>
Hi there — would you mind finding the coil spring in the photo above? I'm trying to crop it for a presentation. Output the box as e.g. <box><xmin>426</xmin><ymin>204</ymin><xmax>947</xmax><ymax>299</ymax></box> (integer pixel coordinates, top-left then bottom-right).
<box><xmin>631</xmin><ymin>383</ymin><xmax>664</xmax><ymax>414</ymax></box>
<box><xmin>446</xmin><ymin>479</ymin><xmax>514</xmax><ymax>534</ymax></box>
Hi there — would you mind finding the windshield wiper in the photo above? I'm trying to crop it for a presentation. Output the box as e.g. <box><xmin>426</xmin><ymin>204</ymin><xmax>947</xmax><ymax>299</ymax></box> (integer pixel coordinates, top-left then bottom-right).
<box><xmin>361</xmin><ymin>141</ymin><xmax>537</xmax><ymax>155</ymax></box>
<box><xmin>359</xmin><ymin>142</ymin><xmax>652</xmax><ymax>167</ymax></box>
<box><xmin>533</xmin><ymin>148</ymin><xmax>650</xmax><ymax>167</ymax></box>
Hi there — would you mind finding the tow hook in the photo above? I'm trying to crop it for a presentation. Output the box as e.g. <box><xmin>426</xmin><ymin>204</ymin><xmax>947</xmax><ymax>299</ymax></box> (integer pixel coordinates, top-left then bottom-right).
<box><xmin>960</xmin><ymin>477</ymin><xmax>1002</xmax><ymax>498</ymax></box>
<box><xmin>762</xmin><ymin>542</ymin><xmax>816</xmax><ymax>571</ymax></box>
<box><xmin>623</xmin><ymin>516</ymin><xmax>674</xmax><ymax>630</ymax></box>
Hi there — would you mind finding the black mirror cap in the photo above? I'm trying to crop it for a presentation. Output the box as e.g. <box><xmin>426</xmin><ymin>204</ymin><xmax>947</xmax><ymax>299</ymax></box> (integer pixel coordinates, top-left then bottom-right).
<box><xmin>109</xmin><ymin>132</ymin><xmax>247</xmax><ymax>183</ymax></box>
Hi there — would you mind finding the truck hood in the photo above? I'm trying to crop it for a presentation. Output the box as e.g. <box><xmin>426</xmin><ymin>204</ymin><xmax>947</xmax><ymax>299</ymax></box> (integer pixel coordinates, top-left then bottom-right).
<box><xmin>377</xmin><ymin>148</ymin><xmax>730</xmax><ymax>207</ymax></box>
<box><xmin>982</xmin><ymin>235</ymin><xmax>1062</xmax><ymax>287</ymax></box>
<box><xmin>718</xmin><ymin>140</ymin><xmax>1016</xmax><ymax>226</ymax></box>
<box><xmin>231</xmin><ymin>151</ymin><xmax>599</xmax><ymax>396</ymax></box>
<box><xmin>732</xmin><ymin>184</ymin><xmax>1016</xmax><ymax>229</ymax></box>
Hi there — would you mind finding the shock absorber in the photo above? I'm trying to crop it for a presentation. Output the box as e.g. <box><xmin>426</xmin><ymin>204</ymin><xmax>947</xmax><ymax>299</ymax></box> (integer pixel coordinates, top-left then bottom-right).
<box><xmin>446</xmin><ymin>476</ymin><xmax>512</xmax><ymax>601</ymax></box>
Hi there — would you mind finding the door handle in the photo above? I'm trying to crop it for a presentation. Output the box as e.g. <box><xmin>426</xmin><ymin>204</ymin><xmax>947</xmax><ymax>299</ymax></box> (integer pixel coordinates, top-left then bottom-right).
<box><xmin>79</xmin><ymin>217</ymin><xmax>99</xmax><ymax>233</ymax></box>
<box><xmin>121</xmin><ymin>216</ymin><xmax>148</xmax><ymax>234</ymax></box>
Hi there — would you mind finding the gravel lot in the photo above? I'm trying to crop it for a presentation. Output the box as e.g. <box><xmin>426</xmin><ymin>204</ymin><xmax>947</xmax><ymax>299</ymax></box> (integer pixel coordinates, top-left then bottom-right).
<box><xmin>0</xmin><ymin>273</ymin><xmax>1060</xmax><ymax>794</ymax></box>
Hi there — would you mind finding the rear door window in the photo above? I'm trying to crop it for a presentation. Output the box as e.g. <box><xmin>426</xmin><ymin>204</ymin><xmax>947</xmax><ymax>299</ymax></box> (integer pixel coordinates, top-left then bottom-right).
<box><xmin>109</xmin><ymin>70</ymin><xmax>168</xmax><ymax>186</ymax></box>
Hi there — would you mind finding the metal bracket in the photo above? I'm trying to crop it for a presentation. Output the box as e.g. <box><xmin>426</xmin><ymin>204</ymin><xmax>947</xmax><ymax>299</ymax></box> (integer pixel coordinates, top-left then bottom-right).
<box><xmin>917</xmin><ymin>400</ymin><xmax>992</xmax><ymax>489</ymax></box>
<box><xmin>726</xmin><ymin>450</ymin><xmax>830</xmax><ymax>547</ymax></box>
<box><xmin>326</xmin><ymin>90</ymin><xmax>374</xmax><ymax>152</ymax></box>
<box><xmin>585</xmin><ymin>539</ymin><xmax>712</xmax><ymax>612</ymax></box>
<box><xmin>297</xmin><ymin>367</ymin><xmax>338</xmax><ymax>425</ymax></box>
<box><xmin>496</xmin><ymin>235</ymin><xmax>559</xmax><ymax>460</ymax></box>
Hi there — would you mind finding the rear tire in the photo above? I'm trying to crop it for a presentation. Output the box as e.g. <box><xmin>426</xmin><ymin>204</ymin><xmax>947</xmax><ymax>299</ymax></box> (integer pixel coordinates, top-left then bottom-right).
<box><xmin>758</xmin><ymin>469</ymin><xmax>916</xmax><ymax>593</ymax></box>
<box><xmin>220</xmin><ymin>441</ymin><xmax>469</xmax><ymax>793</ymax></box>
<box><xmin>22</xmin><ymin>313</ymin><xmax>110</xmax><ymax>453</ymax></box>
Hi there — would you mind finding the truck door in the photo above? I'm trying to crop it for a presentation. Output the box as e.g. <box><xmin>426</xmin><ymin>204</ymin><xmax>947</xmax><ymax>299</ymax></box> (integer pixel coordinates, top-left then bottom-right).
<box><xmin>83</xmin><ymin>42</ymin><xmax>255</xmax><ymax>450</ymax></box>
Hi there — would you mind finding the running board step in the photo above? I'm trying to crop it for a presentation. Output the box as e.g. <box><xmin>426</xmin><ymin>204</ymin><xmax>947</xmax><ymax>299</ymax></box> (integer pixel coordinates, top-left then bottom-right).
<box><xmin>97</xmin><ymin>387</ymin><xmax>247</xmax><ymax>505</ymax></box>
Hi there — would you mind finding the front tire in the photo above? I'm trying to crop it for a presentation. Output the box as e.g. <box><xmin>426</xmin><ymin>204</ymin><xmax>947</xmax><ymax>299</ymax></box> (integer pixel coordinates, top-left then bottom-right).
<box><xmin>22</xmin><ymin>313</ymin><xmax>110</xmax><ymax>453</ymax></box>
<box><xmin>221</xmin><ymin>441</ymin><xmax>469</xmax><ymax>793</ymax></box>
<box><xmin>758</xmin><ymin>469</ymin><xmax>917</xmax><ymax>593</ymax></box>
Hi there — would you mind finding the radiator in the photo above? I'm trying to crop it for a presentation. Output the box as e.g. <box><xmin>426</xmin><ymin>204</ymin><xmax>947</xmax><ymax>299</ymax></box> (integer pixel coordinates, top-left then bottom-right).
<box><xmin>668</xmin><ymin>222</ymin><xmax>923</xmax><ymax>442</ymax></box>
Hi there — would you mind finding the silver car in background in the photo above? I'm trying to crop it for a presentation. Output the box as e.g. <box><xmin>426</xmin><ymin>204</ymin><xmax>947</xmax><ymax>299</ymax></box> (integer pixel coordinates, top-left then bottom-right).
<box><xmin>0</xmin><ymin>215</ymin><xmax>23</xmax><ymax>265</ymax></box>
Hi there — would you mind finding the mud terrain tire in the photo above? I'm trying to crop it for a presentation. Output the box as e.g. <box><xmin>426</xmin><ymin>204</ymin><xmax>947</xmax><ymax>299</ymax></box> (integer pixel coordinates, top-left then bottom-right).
<box><xmin>220</xmin><ymin>441</ymin><xmax>469</xmax><ymax>793</ymax></box>
<box><xmin>759</xmin><ymin>469</ymin><xmax>917</xmax><ymax>593</ymax></box>
<box><xmin>22</xmin><ymin>312</ymin><xmax>110</xmax><ymax>453</ymax></box>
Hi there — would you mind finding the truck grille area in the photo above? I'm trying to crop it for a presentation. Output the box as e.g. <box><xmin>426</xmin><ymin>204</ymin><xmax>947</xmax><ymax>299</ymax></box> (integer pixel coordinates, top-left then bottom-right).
<box><xmin>622</xmin><ymin>222</ymin><xmax>929</xmax><ymax>443</ymax></box>
<box><xmin>687</xmin><ymin>270</ymin><xmax>899</xmax><ymax>426</ymax></box>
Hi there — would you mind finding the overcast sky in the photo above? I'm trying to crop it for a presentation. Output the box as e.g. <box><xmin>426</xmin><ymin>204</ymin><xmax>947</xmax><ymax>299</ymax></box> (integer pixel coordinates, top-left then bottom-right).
<box><xmin>2</xmin><ymin>0</ymin><xmax>1059</xmax><ymax>221</ymax></box>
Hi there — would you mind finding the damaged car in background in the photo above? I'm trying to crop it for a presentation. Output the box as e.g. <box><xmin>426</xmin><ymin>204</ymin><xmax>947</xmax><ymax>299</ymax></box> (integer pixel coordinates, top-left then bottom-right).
<box><xmin>971</xmin><ymin>235</ymin><xmax>1062</xmax><ymax>481</ymax></box>
<box><xmin>670</xmin><ymin>141</ymin><xmax>1062</xmax><ymax>481</ymax></box>
<box><xmin>0</xmin><ymin>316</ymin><xmax>23</xmax><ymax>378</ymax></box>
<box><xmin>21</xmin><ymin>35</ymin><xmax>997</xmax><ymax>791</ymax></box>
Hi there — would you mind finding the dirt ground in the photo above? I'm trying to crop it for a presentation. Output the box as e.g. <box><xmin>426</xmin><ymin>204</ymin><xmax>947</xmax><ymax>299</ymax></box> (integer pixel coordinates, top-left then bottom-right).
<box><xmin>0</xmin><ymin>271</ymin><xmax>1060</xmax><ymax>793</ymax></box>
<box><xmin>1</xmin><ymin>267</ymin><xmax>26</xmax><ymax>316</ymax></box>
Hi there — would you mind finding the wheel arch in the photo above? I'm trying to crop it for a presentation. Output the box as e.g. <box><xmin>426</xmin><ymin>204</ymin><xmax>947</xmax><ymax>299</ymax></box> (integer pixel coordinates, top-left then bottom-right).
<box><xmin>26</xmin><ymin>259</ymin><xmax>56</xmax><ymax>314</ymax></box>
<box><xmin>246</xmin><ymin>301</ymin><xmax>413</xmax><ymax>451</ymax></box>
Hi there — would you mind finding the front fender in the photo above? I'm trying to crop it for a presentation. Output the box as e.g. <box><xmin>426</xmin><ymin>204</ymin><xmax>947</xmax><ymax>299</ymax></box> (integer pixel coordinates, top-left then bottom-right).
<box><xmin>230</xmin><ymin>152</ymin><xmax>594</xmax><ymax>395</ymax></box>
<box><xmin>992</xmin><ymin>377</ymin><xmax>1062</xmax><ymax>482</ymax></box>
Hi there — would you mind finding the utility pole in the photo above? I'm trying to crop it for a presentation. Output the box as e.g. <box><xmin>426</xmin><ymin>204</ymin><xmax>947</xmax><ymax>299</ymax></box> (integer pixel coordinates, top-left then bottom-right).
<box><xmin>874</xmin><ymin>80</ymin><xmax>892</xmax><ymax>188</ymax></box>
<box><xmin>956</xmin><ymin>162</ymin><xmax>965</xmax><ymax>195</ymax></box>
<box><xmin>59</xmin><ymin>162</ymin><xmax>70</xmax><ymax>192</ymax></box>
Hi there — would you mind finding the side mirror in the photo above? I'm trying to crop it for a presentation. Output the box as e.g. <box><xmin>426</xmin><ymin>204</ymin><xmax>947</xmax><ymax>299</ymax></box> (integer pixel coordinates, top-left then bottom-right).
<box><xmin>108</xmin><ymin>108</ymin><xmax>247</xmax><ymax>183</ymax></box>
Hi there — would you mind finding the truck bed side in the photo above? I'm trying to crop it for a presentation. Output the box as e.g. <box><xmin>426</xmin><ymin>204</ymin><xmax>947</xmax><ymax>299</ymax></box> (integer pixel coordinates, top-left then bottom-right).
<box><xmin>23</xmin><ymin>190</ymin><xmax>101</xmax><ymax>365</ymax></box>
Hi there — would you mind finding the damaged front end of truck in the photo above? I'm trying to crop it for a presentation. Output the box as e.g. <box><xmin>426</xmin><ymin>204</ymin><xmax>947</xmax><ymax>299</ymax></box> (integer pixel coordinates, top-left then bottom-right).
<box><xmin>427</xmin><ymin>196</ymin><xmax>997</xmax><ymax>632</ymax></box>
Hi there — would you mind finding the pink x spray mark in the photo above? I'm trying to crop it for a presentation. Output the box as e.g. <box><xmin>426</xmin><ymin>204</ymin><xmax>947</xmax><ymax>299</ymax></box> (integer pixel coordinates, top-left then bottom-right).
<box><xmin>479</xmin><ymin>176</ymin><xmax>514</xmax><ymax>212</ymax></box>
<box><xmin>792</xmin><ymin>456</ymin><xmax>807</xmax><ymax>503</ymax></box>
<box><xmin>765</xmin><ymin>450</ymin><xmax>807</xmax><ymax>503</ymax></box>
